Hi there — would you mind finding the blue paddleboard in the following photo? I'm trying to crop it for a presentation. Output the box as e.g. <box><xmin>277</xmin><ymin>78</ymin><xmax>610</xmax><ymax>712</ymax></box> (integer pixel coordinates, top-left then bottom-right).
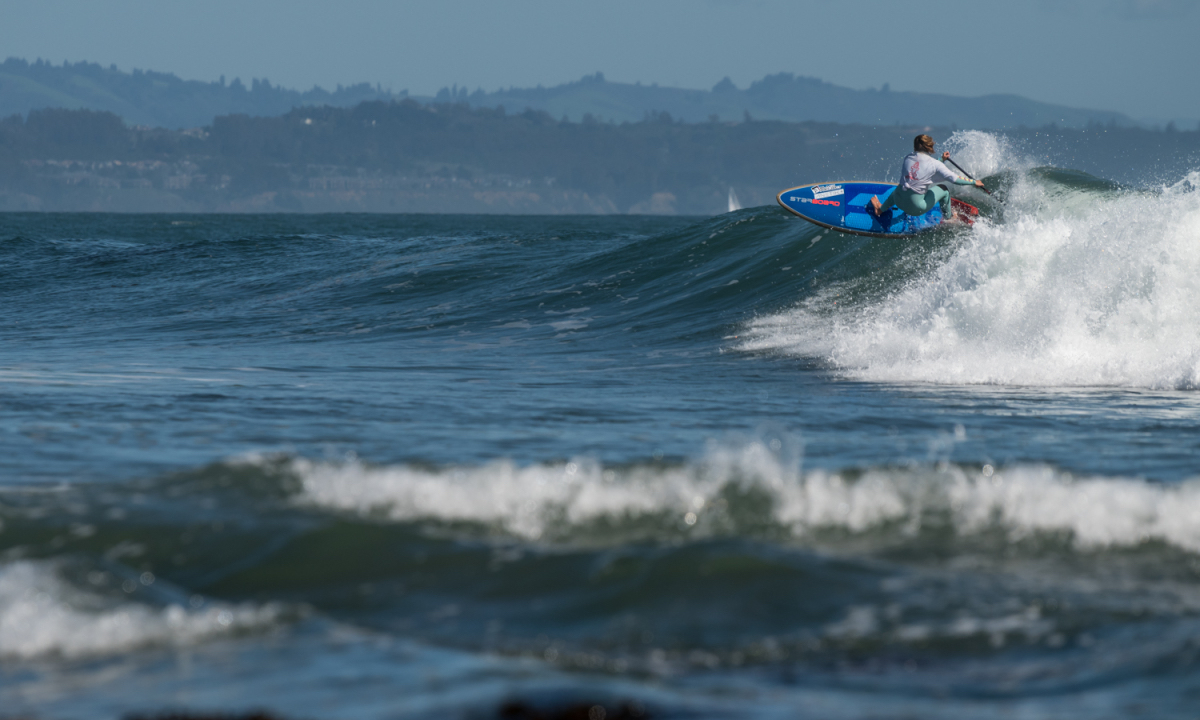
<box><xmin>777</xmin><ymin>181</ymin><xmax>962</xmax><ymax>238</ymax></box>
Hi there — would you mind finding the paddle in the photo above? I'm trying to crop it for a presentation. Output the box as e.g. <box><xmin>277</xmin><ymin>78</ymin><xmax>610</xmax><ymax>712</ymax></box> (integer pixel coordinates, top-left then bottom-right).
<box><xmin>944</xmin><ymin>156</ymin><xmax>994</xmax><ymax>196</ymax></box>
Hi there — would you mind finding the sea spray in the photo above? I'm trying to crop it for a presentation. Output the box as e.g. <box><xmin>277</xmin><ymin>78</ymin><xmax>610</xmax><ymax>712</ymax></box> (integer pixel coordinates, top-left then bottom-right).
<box><xmin>741</xmin><ymin>133</ymin><xmax>1200</xmax><ymax>388</ymax></box>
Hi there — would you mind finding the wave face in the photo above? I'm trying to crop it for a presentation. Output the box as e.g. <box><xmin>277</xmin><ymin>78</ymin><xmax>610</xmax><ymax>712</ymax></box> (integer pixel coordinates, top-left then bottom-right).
<box><xmin>4</xmin><ymin>141</ymin><xmax>1200</xmax><ymax>718</ymax></box>
<box><xmin>742</xmin><ymin>132</ymin><xmax>1200</xmax><ymax>388</ymax></box>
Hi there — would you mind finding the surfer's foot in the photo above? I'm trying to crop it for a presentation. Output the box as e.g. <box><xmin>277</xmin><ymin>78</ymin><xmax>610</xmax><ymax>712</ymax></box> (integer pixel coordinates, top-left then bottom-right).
<box><xmin>868</xmin><ymin>196</ymin><xmax>882</xmax><ymax>216</ymax></box>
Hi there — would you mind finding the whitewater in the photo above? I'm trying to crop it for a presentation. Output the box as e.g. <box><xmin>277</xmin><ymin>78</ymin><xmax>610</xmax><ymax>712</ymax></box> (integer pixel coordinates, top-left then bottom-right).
<box><xmin>3</xmin><ymin>131</ymin><xmax>1200</xmax><ymax>719</ymax></box>
<box><xmin>743</xmin><ymin>132</ymin><xmax>1200</xmax><ymax>388</ymax></box>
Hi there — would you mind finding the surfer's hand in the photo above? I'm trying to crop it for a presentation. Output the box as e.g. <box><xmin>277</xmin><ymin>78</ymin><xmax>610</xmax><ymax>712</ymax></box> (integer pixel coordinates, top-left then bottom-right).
<box><xmin>942</xmin><ymin>151</ymin><xmax>951</xmax><ymax>161</ymax></box>
<box><xmin>974</xmin><ymin>180</ymin><xmax>985</xmax><ymax>188</ymax></box>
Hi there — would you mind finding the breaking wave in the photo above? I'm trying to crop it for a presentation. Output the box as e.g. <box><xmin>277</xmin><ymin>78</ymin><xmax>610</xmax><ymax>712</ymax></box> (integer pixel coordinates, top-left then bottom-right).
<box><xmin>278</xmin><ymin>444</ymin><xmax>1200</xmax><ymax>555</ymax></box>
<box><xmin>741</xmin><ymin>132</ymin><xmax>1200</xmax><ymax>389</ymax></box>
<box><xmin>0</xmin><ymin>560</ymin><xmax>284</xmax><ymax>660</ymax></box>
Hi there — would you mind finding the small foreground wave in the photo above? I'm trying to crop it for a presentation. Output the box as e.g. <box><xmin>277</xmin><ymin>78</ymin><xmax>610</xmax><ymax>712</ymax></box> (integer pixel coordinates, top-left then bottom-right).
<box><xmin>274</xmin><ymin>443</ymin><xmax>1200</xmax><ymax>555</ymax></box>
<box><xmin>0</xmin><ymin>559</ymin><xmax>283</xmax><ymax>660</ymax></box>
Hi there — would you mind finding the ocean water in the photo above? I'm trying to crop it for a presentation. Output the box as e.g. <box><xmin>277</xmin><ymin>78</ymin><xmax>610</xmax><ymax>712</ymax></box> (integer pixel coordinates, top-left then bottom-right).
<box><xmin>4</xmin><ymin>132</ymin><xmax>1200</xmax><ymax>718</ymax></box>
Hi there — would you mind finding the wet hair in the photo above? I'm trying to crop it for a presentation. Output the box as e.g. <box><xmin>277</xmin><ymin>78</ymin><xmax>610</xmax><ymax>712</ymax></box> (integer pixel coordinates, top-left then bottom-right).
<box><xmin>914</xmin><ymin>134</ymin><xmax>935</xmax><ymax>153</ymax></box>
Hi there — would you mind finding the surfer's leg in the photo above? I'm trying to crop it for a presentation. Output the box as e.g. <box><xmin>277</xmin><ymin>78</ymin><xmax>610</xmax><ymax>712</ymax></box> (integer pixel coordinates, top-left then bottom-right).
<box><xmin>931</xmin><ymin>185</ymin><xmax>951</xmax><ymax>216</ymax></box>
<box><xmin>878</xmin><ymin>193</ymin><xmax>896</xmax><ymax>213</ymax></box>
<box><xmin>870</xmin><ymin>192</ymin><xmax>897</xmax><ymax>217</ymax></box>
<box><xmin>895</xmin><ymin>189</ymin><xmax>928</xmax><ymax>216</ymax></box>
<box><xmin>914</xmin><ymin>188</ymin><xmax>946</xmax><ymax>216</ymax></box>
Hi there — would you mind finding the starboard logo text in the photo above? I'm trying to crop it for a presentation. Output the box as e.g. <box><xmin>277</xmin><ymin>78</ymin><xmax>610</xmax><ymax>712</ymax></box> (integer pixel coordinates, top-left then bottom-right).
<box><xmin>790</xmin><ymin>197</ymin><xmax>840</xmax><ymax>206</ymax></box>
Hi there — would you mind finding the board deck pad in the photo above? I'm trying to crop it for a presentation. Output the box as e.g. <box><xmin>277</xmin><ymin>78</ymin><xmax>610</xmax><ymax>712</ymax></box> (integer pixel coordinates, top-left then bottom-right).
<box><xmin>777</xmin><ymin>182</ymin><xmax>977</xmax><ymax>238</ymax></box>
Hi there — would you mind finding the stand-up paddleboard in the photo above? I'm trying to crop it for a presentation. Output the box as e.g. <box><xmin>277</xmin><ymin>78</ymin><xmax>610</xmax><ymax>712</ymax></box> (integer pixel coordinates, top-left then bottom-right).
<box><xmin>777</xmin><ymin>182</ymin><xmax>978</xmax><ymax>238</ymax></box>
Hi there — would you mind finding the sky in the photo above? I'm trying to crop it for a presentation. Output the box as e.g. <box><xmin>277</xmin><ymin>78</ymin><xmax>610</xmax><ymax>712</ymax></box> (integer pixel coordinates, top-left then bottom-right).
<box><xmin>3</xmin><ymin>0</ymin><xmax>1197</xmax><ymax>124</ymax></box>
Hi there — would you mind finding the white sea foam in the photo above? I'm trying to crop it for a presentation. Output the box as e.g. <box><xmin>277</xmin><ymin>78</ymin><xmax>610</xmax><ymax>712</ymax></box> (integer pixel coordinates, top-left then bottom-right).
<box><xmin>283</xmin><ymin>448</ymin><xmax>1200</xmax><ymax>553</ymax></box>
<box><xmin>289</xmin><ymin>445</ymin><xmax>784</xmax><ymax>540</ymax></box>
<box><xmin>0</xmin><ymin>560</ymin><xmax>282</xmax><ymax>660</ymax></box>
<box><xmin>943</xmin><ymin>130</ymin><xmax>1022</xmax><ymax>179</ymax></box>
<box><xmin>743</xmin><ymin>132</ymin><xmax>1200</xmax><ymax>389</ymax></box>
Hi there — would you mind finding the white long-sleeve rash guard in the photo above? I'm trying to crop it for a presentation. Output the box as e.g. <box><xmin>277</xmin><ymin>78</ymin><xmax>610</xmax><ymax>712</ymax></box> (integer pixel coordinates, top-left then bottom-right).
<box><xmin>898</xmin><ymin>152</ymin><xmax>970</xmax><ymax>193</ymax></box>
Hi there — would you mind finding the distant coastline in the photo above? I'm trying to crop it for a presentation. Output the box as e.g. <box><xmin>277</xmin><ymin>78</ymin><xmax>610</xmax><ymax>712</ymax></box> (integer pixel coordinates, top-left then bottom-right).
<box><xmin>1</xmin><ymin>101</ymin><xmax>1197</xmax><ymax>215</ymax></box>
<box><xmin>1</xmin><ymin>59</ymin><xmax>1198</xmax><ymax>215</ymax></box>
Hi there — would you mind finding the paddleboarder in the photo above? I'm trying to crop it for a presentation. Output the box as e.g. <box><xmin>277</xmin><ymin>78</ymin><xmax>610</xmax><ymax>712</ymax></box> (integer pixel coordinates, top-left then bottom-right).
<box><xmin>869</xmin><ymin>134</ymin><xmax>984</xmax><ymax>220</ymax></box>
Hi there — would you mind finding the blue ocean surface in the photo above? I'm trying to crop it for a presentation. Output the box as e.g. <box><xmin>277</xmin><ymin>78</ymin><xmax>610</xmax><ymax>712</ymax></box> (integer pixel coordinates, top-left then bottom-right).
<box><xmin>4</xmin><ymin>134</ymin><xmax>1200</xmax><ymax>718</ymax></box>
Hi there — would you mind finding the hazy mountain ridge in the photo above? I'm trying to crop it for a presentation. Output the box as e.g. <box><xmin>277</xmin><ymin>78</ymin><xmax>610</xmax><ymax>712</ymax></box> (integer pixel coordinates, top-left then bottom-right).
<box><xmin>0</xmin><ymin>58</ymin><xmax>401</xmax><ymax>129</ymax></box>
<box><xmin>1</xmin><ymin>58</ymin><xmax>1138</xmax><ymax>132</ymax></box>
<box><xmin>459</xmin><ymin>72</ymin><xmax>1137</xmax><ymax>130</ymax></box>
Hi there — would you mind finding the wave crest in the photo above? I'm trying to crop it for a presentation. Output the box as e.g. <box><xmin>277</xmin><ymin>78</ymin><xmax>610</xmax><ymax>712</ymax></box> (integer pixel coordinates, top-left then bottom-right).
<box><xmin>280</xmin><ymin>446</ymin><xmax>1200</xmax><ymax>554</ymax></box>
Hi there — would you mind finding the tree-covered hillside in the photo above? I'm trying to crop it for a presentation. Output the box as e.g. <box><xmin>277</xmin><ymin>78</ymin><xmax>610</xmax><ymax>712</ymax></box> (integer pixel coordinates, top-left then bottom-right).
<box><xmin>461</xmin><ymin>72</ymin><xmax>1137</xmax><ymax>130</ymax></box>
<box><xmin>1</xmin><ymin>101</ymin><xmax>1194</xmax><ymax>214</ymax></box>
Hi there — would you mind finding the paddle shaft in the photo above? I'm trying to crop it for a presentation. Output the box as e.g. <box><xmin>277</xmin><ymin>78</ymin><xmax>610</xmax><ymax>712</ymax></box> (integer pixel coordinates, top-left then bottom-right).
<box><xmin>945</xmin><ymin>157</ymin><xmax>994</xmax><ymax>196</ymax></box>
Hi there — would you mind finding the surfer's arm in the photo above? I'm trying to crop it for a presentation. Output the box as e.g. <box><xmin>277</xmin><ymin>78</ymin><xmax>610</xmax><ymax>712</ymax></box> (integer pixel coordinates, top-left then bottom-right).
<box><xmin>931</xmin><ymin>161</ymin><xmax>980</xmax><ymax>187</ymax></box>
<box><xmin>931</xmin><ymin>163</ymin><xmax>967</xmax><ymax>187</ymax></box>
